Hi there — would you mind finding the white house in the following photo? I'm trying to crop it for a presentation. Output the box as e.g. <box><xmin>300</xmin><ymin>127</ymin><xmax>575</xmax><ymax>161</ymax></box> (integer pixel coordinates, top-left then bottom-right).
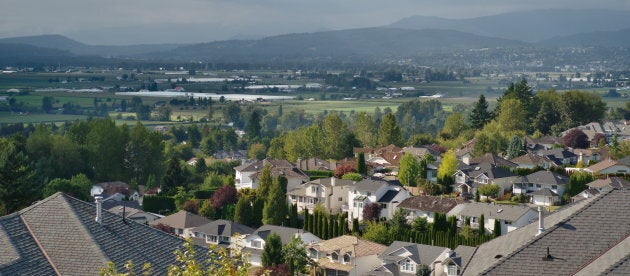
<box><xmin>508</xmin><ymin>170</ymin><xmax>569</xmax><ymax>206</ymax></box>
<box><xmin>367</xmin><ymin>241</ymin><xmax>450</xmax><ymax>275</ymax></box>
<box><xmin>450</xmin><ymin>202</ymin><xmax>538</xmax><ymax>235</ymax></box>
<box><xmin>307</xmin><ymin>235</ymin><xmax>387</xmax><ymax>276</ymax></box>
<box><xmin>234</xmin><ymin>159</ymin><xmax>308</xmax><ymax>191</ymax></box>
<box><xmin>287</xmin><ymin>177</ymin><xmax>355</xmax><ymax>214</ymax></box>
<box><xmin>241</xmin><ymin>225</ymin><xmax>320</xmax><ymax>267</ymax></box>
<box><xmin>453</xmin><ymin>163</ymin><xmax>515</xmax><ymax>198</ymax></box>
<box><xmin>190</xmin><ymin>219</ymin><xmax>254</xmax><ymax>248</ymax></box>
<box><xmin>346</xmin><ymin>178</ymin><xmax>411</xmax><ymax>221</ymax></box>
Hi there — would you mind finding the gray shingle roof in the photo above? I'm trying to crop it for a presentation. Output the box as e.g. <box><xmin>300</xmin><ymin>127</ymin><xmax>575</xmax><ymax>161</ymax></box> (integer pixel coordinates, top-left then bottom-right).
<box><xmin>470</xmin><ymin>153</ymin><xmax>518</xmax><ymax>168</ymax></box>
<box><xmin>150</xmin><ymin>210</ymin><xmax>212</xmax><ymax>229</ymax></box>
<box><xmin>455</xmin><ymin>202</ymin><xmax>535</xmax><ymax>222</ymax></box>
<box><xmin>531</xmin><ymin>188</ymin><xmax>558</xmax><ymax>197</ymax></box>
<box><xmin>0</xmin><ymin>192</ymin><xmax>210</xmax><ymax>275</ymax></box>
<box><xmin>378</xmin><ymin>241</ymin><xmax>448</xmax><ymax>265</ymax></box>
<box><xmin>377</xmin><ymin>190</ymin><xmax>400</xmax><ymax>203</ymax></box>
<box><xmin>192</xmin><ymin>219</ymin><xmax>254</xmax><ymax>237</ymax></box>
<box><xmin>354</xmin><ymin>177</ymin><xmax>400</xmax><ymax>193</ymax></box>
<box><xmin>252</xmin><ymin>225</ymin><xmax>314</xmax><ymax>245</ymax></box>
<box><xmin>472</xmin><ymin>188</ymin><xmax>630</xmax><ymax>276</ymax></box>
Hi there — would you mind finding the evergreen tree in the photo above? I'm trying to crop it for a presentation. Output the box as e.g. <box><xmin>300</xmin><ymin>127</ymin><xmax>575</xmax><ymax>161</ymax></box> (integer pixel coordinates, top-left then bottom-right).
<box><xmin>352</xmin><ymin>218</ymin><xmax>360</xmax><ymax>234</ymax></box>
<box><xmin>194</xmin><ymin>157</ymin><xmax>207</xmax><ymax>175</ymax></box>
<box><xmin>494</xmin><ymin>219</ymin><xmax>501</xmax><ymax>237</ymax></box>
<box><xmin>303</xmin><ymin>208</ymin><xmax>309</xmax><ymax>231</ymax></box>
<box><xmin>282</xmin><ymin>237</ymin><xmax>310</xmax><ymax>275</ymax></box>
<box><xmin>251</xmin><ymin>197</ymin><xmax>265</xmax><ymax>228</ymax></box>
<box><xmin>505</xmin><ymin>135</ymin><xmax>523</xmax><ymax>159</ymax></box>
<box><xmin>378</xmin><ymin>113</ymin><xmax>403</xmax><ymax>146</ymax></box>
<box><xmin>0</xmin><ymin>140</ymin><xmax>37</xmax><ymax>214</ymax></box>
<box><xmin>357</xmin><ymin>152</ymin><xmax>367</xmax><ymax>175</ymax></box>
<box><xmin>234</xmin><ymin>196</ymin><xmax>253</xmax><ymax>227</ymax></box>
<box><xmin>398</xmin><ymin>153</ymin><xmax>420</xmax><ymax>186</ymax></box>
<box><xmin>257</xmin><ymin>164</ymin><xmax>273</xmax><ymax>198</ymax></box>
<box><xmin>289</xmin><ymin>203</ymin><xmax>298</xmax><ymax>228</ymax></box>
<box><xmin>261</xmin><ymin>233</ymin><xmax>283</xmax><ymax>267</ymax></box>
<box><xmin>162</xmin><ymin>157</ymin><xmax>185</xmax><ymax>196</ymax></box>
<box><xmin>470</xmin><ymin>94</ymin><xmax>491</xmax><ymax>129</ymax></box>
<box><xmin>479</xmin><ymin>214</ymin><xmax>485</xmax><ymax>236</ymax></box>
<box><xmin>246</xmin><ymin>110</ymin><xmax>262</xmax><ymax>142</ymax></box>
<box><xmin>262</xmin><ymin>176</ymin><xmax>289</xmax><ymax>225</ymax></box>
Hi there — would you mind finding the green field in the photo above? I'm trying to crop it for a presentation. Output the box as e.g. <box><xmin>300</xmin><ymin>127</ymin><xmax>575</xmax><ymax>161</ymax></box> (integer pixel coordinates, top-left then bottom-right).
<box><xmin>0</xmin><ymin>112</ymin><xmax>88</xmax><ymax>124</ymax></box>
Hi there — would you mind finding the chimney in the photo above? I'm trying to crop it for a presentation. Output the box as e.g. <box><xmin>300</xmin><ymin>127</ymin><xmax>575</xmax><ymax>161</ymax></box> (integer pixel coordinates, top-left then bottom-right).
<box><xmin>536</xmin><ymin>206</ymin><xmax>544</xmax><ymax>236</ymax></box>
<box><xmin>331</xmin><ymin>177</ymin><xmax>336</xmax><ymax>187</ymax></box>
<box><xmin>95</xmin><ymin>196</ymin><xmax>103</xmax><ymax>224</ymax></box>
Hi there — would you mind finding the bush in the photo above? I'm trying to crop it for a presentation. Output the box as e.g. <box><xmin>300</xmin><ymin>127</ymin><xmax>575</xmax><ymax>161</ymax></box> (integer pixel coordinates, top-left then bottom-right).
<box><xmin>478</xmin><ymin>184</ymin><xmax>501</xmax><ymax>198</ymax></box>
<box><xmin>143</xmin><ymin>196</ymin><xmax>176</xmax><ymax>214</ymax></box>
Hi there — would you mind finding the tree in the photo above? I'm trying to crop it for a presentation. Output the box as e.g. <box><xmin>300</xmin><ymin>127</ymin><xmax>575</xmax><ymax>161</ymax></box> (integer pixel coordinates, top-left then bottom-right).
<box><xmin>162</xmin><ymin>157</ymin><xmax>185</xmax><ymax>196</ymax></box>
<box><xmin>416</xmin><ymin>264</ymin><xmax>431</xmax><ymax>276</ymax></box>
<box><xmin>322</xmin><ymin>113</ymin><xmax>354</xmax><ymax>159</ymax></box>
<box><xmin>42</xmin><ymin>96</ymin><xmax>54</xmax><ymax>113</ymax></box>
<box><xmin>505</xmin><ymin>135</ymin><xmax>523</xmax><ymax>159</ymax></box>
<box><xmin>478</xmin><ymin>184</ymin><xmax>501</xmax><ymax>198</ymax></box>
<box><xmin>441</xmin><ymin>112</ymin><xmax>467</xmax><ymax>140</ymax></box>
<box><xmin>437</xmin><ymin>150</ymin><xmax>457</xmax><ymax>187</ymax></box>
<box><xmin>357</xmin><ymin>152</ymin><xmax>367</xmax><ymax>175</ymax></box>
<box><xmin>496</xmin><ymin>99</ymin><xmax>528</xmax><ymax>134</ymax></box>
<box><xmin>234</xmin><ymin>196</ymin><xmax>254</xmax><ymax>227</ymax></box>
<box><xmin>43</xmin><ymin>173</ymin><xmax>92</xmax><ymax>201</ymax></box>
<box><xmin>262</xmin><ymin>176</ymin><xmax>289</xmax><ymax>225</ymax></box>
<box><xmin>478</xmin><ymin>214</ymin><xmax>485</xmax><ymax>235</ymax></box>
<box><xmin>342</xmin><ymin>173</ymin><xmax>363</xmax><ymax>181</ymax></box>
<box><xmin>378</xmin><ymin>113</ymin><xmax>403</xmax><ymax>147</ymax></box>
<box><xmin>389</xmin><ymin>208</ymin><xmax>408</xmax><ymax>238</ymax></box>
<box><xmin>493</xmin><ymin>219</ymin><xmax>501</xmax><ymax>237</ymax></box>
<box><xmin>567</xmin><ymin>171</ymin><xmax>594</xmax><ymax>197</ymax></box>
<box><xmin>362</xmin><ymin>221</ymin><xmax>391</xmax><ymax>245</ymax></box>
<box><xmin>247</xmin><ymin>110</ymin><xmax>262</xmax><ymax>142</ymax></box>
<box><xmin>288</xmin><ymin>203</ymin><xmax>299</xmax><ymax>228</ymax></box>
<box><xmin>362</xmin><ymin>203</ymin><xmax>381</xmax><ymax>221</ymax></box>
<box><xmin>563</xmin><ymin>128</ymin><xmax>589</xmax><ymax>149</ymax></box>
<box><xmin>127</xmin><ymin>122</ymin><xmax>164</xmax><ymax>186</ymax></box>
<box><xmin>353</xmin><ymin>112</ymin><xmax>377</xmax><ymax>147</ymax></box>
<box><xmin>262</xmin><ymin>233</ymin><xmax>283</xmax><ymax>267</ymax></box>
<box><xmin>334</xmin><ymin>164</ymin><xmax>356</xmax><ymax>178</ymax></box>
<box><xmin>211</xmin><ymin>185</ymin><xmax>238</xmax><ymax>211</ymax></box>
<box><xmin>411</xmin><ymin>217</ymin><xmax>428</xmax><ymax>233</ymax></box>
<box><xmin>0</xmin><ymin>139</ymin><xmax>37</xmax><ymax>214</ymax></box>
<box><xmin>470</xmin><ymin>94</ymin><xmax>491</xmax><ymax>129</ymax></box>
<box><xmin>398</xmin><ymin>153</ymin><xmax>421</xmax><ymax>186</ymax></box>
<box><xmin>198</xmin><ymin>199</ymin><xmax>215</xmax><ymax>219</ymax></box>
<box><xmin>248</xmin><ymin>143</ymin><xmax>267</xmax><ymax>160</ymax></box>
<box><xmin>257</xmin><ymin>164</ymin><xmax>273</xmax><ymax>198</ymax></box>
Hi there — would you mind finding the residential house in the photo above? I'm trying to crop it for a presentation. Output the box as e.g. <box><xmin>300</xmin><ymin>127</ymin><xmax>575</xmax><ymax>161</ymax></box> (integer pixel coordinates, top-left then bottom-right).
<box><xmin>90</xmin><ymin>181</ymin><xmax>140</xmax><ymax>202</ymax></box>
<box><xmin>105</xmin><ymin>201</ymin><xmax>160</xmax><ymax>224</ymax></box>
<box><xmin>354</xmin><ymin>144</ymin><xmax>402</xmax><ymax>160</ymax></box>
<box><xmin>399</xmin><ymin>146</ymin><xmax>441</xmax><ymax>161</ymax></box>
<box><xmin>190</xmin><ymin>219</ymin><xmax>254</xmax><ymax>248</ymax></box>
<box><xmin>150</xmin><ymin>210</ymin><xmax>212</xmax><ymax>238</ymax></box>
<box><xmin>0</xmin><ymin>193</ymin><xmax>209</xmax><ymax>275</ymax></box>
<box><xmin>538</xmin><ymin>148</ymin><xmax>578</xmax><ymax>166</ymax></box>
<box><xmin>354</xmin><ymin>144</ymin><xmax>403</xmax><ymax>173</ymax></box>
<box><xmin>571</xmin><ymin>147</ymin><xmax>609</xmax><ymax>165</ymax></box>
<box><xmin>524</xmin><ymin>136</ymin><xmax>562</xmax><ymax>151</ymax></box>
<box><xmin>450</xmin><ymin>202</ymin><xmax>537</xmax><ymax>235</ymax></box>
<box><xmin>468</xmin><ymin>153</ymin><xmax>518</xmax><ymax>169</ymax></box>
<box><xmin>509</xmin><ymin>152</ymin><xmax>557</xmax><ymax>169</ymax></box>
<box><xmin>347</xmin><ymin>178</ymin><xmax>411</xmax><ymax>221</ymax></box>
<box><xmin>367</xmin><ymin>241</ymin><xmax>451</xmax><ymax>276</ymax></box>
<box><xmin>296</xmin><ymin>157</ymin><xmax>339</xmax><ymax>171</ymax></box>
<box><xmin>585</xmin><ymin>159</ymin><xmax>630</xmax><ymax>175</ymax></box>
<box><xmin>396</xmin><ymin>196</ymin><xmax>465</xmax><ymax>223</ymax></box>
<box><xmin>307</xmin><ymin>235</ymin><xmax>387</xmax><ymax>276</ymax></box>
<box><xmin>453</xmin><ymin>163</ymin><xmax>515</xmax><ymax>198</ymax></box>
<box><xmin>586</xmin><ymin>177</ymin><xmax>630</xmax><ymax>192</ymax></box>
<box><xmin>507</xmin><ymin>170</ymin><xmax>570</xmax><ymax>206</ymax></box>
<box><xmin>242</xmin><ymin>225</ymin><xmax>320</xmax><ymax>267</ymax></box>
<box><xmin>461</xmin><ymin>188</ymin><xmax>630</xmax><ymax>276</ymax></box>
<box><xmin>287</xmin><ymin>177</ymin><xmax>355</xmax><ymax>214</ymax></box>
<box><xmin>435</xmin><ymin>246</ymin><xmax>477</xmax><ymax>276</ymax></box>
<box><xmin>234</xmin><ymin>159</ymin><xmax>308</xmax><ymax>191</ymax></box>
<box><xmin>571</xmin><ymin>188</ymin><xmax>600</xmax><ymax>202</ymax></box>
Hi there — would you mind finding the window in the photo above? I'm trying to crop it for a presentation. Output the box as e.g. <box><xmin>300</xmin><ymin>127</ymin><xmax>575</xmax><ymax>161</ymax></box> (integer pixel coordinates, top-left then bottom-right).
<box><xmin>528</xmin><ymin>183</ymin><xmax>533</xmax><ymax>187</ymax></box>
<box><xmin>536</xmin><ymin>184</ymin><xmax>542</xmax><ymax>188</ymax></box>
<box><xmin>220</xmin><ymin>236</ymin><xmax>230</xmax><ymax>243</ymax></box>
<box><xmin>400</xmin><ymin>259</ymin><xmax>415</xmax><ymax>272</ymax></box>
<box><xmin>551</xmin><ymin>185</ymin><xmax>557</xmax><ymax>190</ymax></box>
<box><xmin>298</xmin><ymin>196</ymin><xmax>303</xmax><ymax>203</ymax></box>
<box><xmin>207</xmin><ymin>235</ymin><xmax>218</xmax><ymax>243</ymax></box>
<box><xmin>311</xmin><ymin>186</ymin><xmax>317</xmax><ymax>193</ymax></box>
<box><xmin>367</xmin><ymin>192</ymin><xmax>371</xmax><ymax>197</ymax></box>
<box><xmin>448</xmin><ymin>265</ymin><xmax>458</xmax><ymax>276</ymax></box>
<box><xmin>504</xmin><ymin>221</ymin><xmax>512</xmax><ymax>225</ymax></box>
<box><xmin>252</xmin><ymin>240</ymin><xmax>262</xmax><ymax>248</ymax></box>
<box><xmin>331</xmin><ymin>252</ymin><xmax>338</xmax><ymax>262</ymax></box>
<box><xmin>309</xmin><ymin>249</ymin><xmax>318</xmax><ymax>258</ymax></box>
<box><xmin>343</xmin><ymin>254</ymin><xmax>350</xmax><ymax>264</ymax></box>
<box><xmin>338</xmin><ymin>197</ymin><xmax>343</xmax><ymax>201</ymax></box>
<box><xmin>358</xmin><ymin>202</ymin><xmax>363</xmax><ymax>208</ymax></box>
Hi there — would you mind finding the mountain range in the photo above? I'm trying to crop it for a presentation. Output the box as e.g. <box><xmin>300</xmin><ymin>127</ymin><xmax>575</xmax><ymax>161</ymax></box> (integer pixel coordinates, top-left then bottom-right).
<box><xmin>0</xmin><ymin>9</ymin><xmax>629</xmax><ymax>63</ymax></box>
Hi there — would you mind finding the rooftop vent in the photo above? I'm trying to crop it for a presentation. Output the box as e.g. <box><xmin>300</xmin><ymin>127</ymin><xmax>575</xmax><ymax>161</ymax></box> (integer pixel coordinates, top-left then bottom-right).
<box><xmin>497</xmin><ymin>209</ymin><xmax>503</xmax><ymax>213</ymax></box>
<box><xmin>94</xmin><ymin>196</ymin><xmax>103</xmax><ymax>224</ymax></box>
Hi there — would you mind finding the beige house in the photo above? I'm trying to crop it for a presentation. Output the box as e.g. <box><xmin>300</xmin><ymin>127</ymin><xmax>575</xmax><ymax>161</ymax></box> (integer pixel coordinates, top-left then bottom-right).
<box><xmin>150</xmin><ymin>210</ymin><xmax>212</xmax><ymax>238</ymax></box>
<box><xmin>287</xmin><ymin>177</ymin><xmax>355</xmax><ymax>214</ymax></box>
<box><xmin>307</xmin><ymin>235</ymin><xmax>387</xmax><ymax>276</ymax></box>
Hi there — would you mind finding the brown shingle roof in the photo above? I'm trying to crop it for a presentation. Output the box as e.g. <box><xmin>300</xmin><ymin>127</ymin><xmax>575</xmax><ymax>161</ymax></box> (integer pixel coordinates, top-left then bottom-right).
<box><xmin>309</xmin><ymin>235</ymin><xmax>387</xmax><ymax>258</ymax></box>
<box><xmin>150</xmin><ymin>210</ymin><xmax>212</xmax><ymax>229</ymax></box>
<box><xmin>586</xmin><ymin>159</ymin><xmax>628</xmax><ymax>173</ymax></box>
<box><xmin>397</xmin><ymin>196</ymin><xmax>464</xmax><ymax>214</ymax></box>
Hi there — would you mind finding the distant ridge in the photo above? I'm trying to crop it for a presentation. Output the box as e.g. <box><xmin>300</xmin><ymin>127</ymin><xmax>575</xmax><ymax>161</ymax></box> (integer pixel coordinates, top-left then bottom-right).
<box><xmin>146</xmin><ymin>27</ymin><xmax>526</xmax><ymax>62</ymax></box>
<box><xmin>540</xmin><ymin>28</ymin><xmax>630</xmax><ymax>47</ymax></box>
<box><xmin>0</xmin><ymin>34</ymin><xmax>182</xmax><ymax>57</ymax></box>
<box><xmin>389</xmin><ymin>9</ymin><xmax>630</xmax><ymax>42</ymax></box>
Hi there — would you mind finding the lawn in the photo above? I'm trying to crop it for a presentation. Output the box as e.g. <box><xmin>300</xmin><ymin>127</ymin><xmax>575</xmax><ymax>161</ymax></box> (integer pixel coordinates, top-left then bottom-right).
<box><xmin>0</xmin><ymin>112</ymin><xmax>88</xmax><ymax>123</ymax></box>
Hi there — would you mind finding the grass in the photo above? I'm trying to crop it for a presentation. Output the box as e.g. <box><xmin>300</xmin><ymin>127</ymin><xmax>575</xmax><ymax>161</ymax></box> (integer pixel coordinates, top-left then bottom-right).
<box><xmin>0</xmin><ymin>112</ymin><xmax>88</xmax><ymax>123</ymax></box>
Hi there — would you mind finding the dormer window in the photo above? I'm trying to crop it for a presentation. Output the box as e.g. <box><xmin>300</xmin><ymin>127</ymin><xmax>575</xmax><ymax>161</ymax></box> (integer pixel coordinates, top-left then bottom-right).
<box><xmin>447</xmin><ymin>264</ymin><xmax>458</xmax><ymax>276</ymax></box>
<box><xmin>309</xmin><ymin>248</ymin><xmax>318</xmax><ymax>258</ymax></box>
<box><xmin>343</xmin><ymin>254</ymin><xmax>350</xmax><ymax>264</ymax></box>
<box><xmin>331</xmin><ymin>252</ymin><xmax>338</xmax><ymax>262</ymax></box>
<box><xmin>400</xmin><ymin>258</ymin><xmax>415</xmax><ymax>272</ymax></box>
<box><xmin>252</xmin><ymin>240</ymin><xmax>262</xmax><ymax>248</ymax></box>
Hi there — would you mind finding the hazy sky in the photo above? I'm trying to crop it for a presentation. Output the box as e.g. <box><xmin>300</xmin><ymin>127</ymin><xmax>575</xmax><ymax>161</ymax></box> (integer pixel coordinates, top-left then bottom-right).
<box><xmin>1</xmin><ymin>0</ymin><xmax>629</xmax><ymax>43</ymax></box>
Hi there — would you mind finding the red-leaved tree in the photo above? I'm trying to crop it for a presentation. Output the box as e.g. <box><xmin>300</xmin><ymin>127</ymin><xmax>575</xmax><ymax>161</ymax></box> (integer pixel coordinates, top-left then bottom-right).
<box><xmin>563</xmin><ymin>128</ymin><xmax>590</xmax><ymax>149</ymax></box>
<box><xmin>334</xmin><ymin>164</ymin><xmax>356</xmax><ymax>178</ymax></box>
<box><xmin>362</xmin><ymin>203</ymin><xmax>381</xmax><ymax>221</ymax></box>
<box><xmin>211</xmin><ymin>185</ymin><xmax>238</xmax><ymax>210</ymax></box>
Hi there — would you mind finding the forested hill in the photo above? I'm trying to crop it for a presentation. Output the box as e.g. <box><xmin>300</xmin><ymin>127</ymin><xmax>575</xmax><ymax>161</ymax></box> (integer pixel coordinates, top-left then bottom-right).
<box><xmin>143</xmin><ymin>27</ymin><xmax>525</xmax><ymax>62</ymax></box>
<box><xmin>539</xmin><ymin>28</ymin><xmax>630</xmax><ymax>47</ymax></box>
<box><xmin>389</xmin><ymin>9</ymin><xmax>630</xmax><ymax>42</ymax></box>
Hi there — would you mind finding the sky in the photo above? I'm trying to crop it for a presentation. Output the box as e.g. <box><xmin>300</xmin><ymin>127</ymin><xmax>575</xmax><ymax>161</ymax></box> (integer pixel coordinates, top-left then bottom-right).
<box><xmin>1</xmin><ymin>0</ymin><xmax>629</xmax><ymax>44</ymax></box>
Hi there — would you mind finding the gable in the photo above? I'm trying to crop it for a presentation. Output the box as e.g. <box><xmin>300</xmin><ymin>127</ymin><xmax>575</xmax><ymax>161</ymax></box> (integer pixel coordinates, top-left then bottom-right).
<box><xmin>390</xmin><ymin>247</ymin><xmax>413</xmax><ymax>258</ymax></box>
